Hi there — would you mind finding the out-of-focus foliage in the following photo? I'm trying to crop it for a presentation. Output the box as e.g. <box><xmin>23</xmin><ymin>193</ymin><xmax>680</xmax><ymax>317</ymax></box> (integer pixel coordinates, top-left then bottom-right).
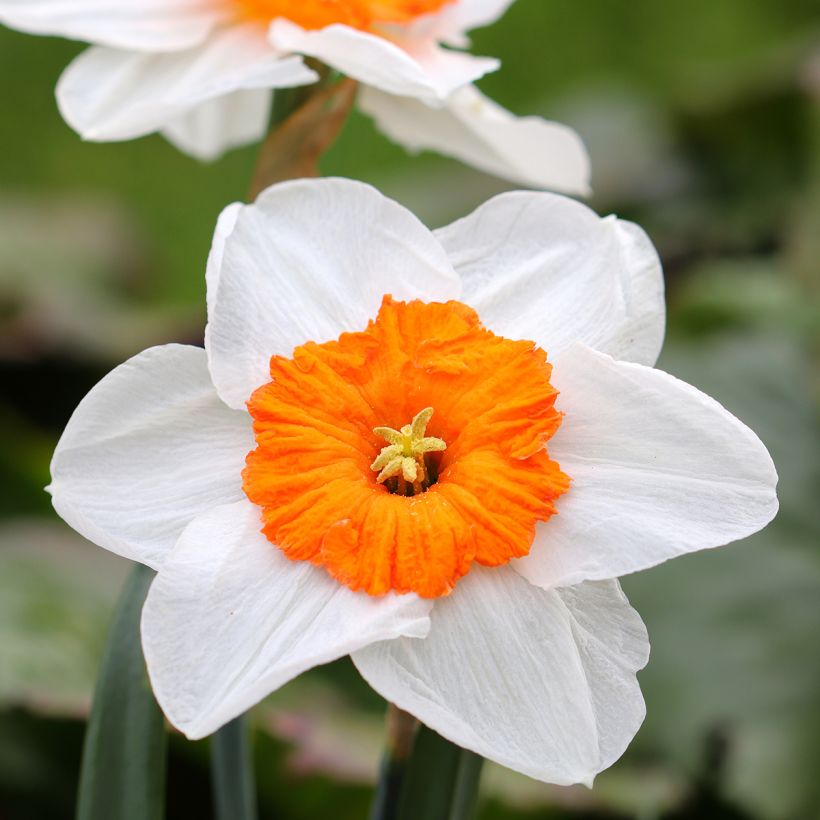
<box><xmin>0</xmin><ymin>0</ymin><xmax>818</xmax><ymax>818</ymax></box>
<box><xmin>0</xmin><ymin>522</ymin><xmax>126</xmax><ymax>714</ymax></box>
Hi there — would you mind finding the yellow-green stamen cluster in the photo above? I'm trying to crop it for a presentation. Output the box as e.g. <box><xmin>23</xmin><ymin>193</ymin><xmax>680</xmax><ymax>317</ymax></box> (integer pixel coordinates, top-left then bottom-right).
<box><xmin>371</xmin><ymin>407</ymin><xmax>446</xmax><ymax>493</ymax></box>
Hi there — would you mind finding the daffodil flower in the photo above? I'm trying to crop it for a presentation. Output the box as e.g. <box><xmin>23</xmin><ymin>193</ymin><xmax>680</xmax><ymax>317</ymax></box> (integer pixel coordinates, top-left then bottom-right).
<box><xmin>48</xmin><ymin>178</ymin><xmax>777</xmax><ymax>785</ymax></box>
<box><xmin>0</xmin><ymin>0</ymin><xmax>589</xmax><ymax>192</ymax></box>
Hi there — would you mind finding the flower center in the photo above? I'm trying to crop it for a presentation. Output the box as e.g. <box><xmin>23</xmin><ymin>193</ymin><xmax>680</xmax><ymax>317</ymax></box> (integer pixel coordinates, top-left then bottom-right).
<box><xmin>371</xmin><ymin>407</ymin><xmax>447</xmax><ymax>495</ymax></box>
<box><xmin>243</xmin><ymin>296</ymin><xmax>570</xmax><ymax>599</ymax></box>
<box><xmin>233</xmin><ymin>0</ymin><xmax>453</xmax><ymax>30</ymax></box>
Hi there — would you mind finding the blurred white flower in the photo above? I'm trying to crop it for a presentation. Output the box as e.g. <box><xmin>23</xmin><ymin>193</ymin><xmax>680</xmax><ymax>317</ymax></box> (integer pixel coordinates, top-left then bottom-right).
<box><xmin>0</xmin><ymin>0</ymin><xmax>589</xmax><ymax>192</ymax></box>
<box><xmin>48</xmin><ymin>178</ymin><xmax>777</xmax><ymax>785</ymax></box>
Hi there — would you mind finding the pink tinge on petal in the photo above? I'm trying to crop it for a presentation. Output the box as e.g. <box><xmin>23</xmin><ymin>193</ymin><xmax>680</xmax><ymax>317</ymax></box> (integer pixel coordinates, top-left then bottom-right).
<box><xmin>359</xmin><ymin>84</ymin><xmax>591</xmax><ymax>193</ymax></box>
<box><xmin>269</xmin><ymin>18</ymin><xmax>497</xmax><ymax>100</ymax></box>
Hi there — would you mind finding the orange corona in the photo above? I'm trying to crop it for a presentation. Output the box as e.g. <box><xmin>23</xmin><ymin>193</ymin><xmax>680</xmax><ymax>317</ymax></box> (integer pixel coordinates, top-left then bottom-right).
<box><xmin>243</xmin><ymin>297</ymin><xmax>570</xmax><ymax>599</ymax></box>
<box><xmin>235</xmin><ymin>0</ymin><xmax>454</xmax><ymax>30</ymax></box>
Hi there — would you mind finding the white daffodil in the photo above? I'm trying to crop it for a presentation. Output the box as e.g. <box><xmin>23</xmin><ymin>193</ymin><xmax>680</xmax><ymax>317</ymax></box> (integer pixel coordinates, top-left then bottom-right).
<box><xmin>49</xmin><ymin>178</ymin><xmax>777</xmax><ymax>785</ymax></box>
<box><xmin>0</xmin><ymin>0</ymin><xmax>590</xmax><ymax>192</ymax></box>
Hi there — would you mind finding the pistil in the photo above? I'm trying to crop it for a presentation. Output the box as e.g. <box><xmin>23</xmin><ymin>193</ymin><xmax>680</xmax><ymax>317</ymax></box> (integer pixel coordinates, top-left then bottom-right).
<box><xmin>371</xmin><ymin>407</ymin><xmax>446</xmax><ymax>495</ymax></box>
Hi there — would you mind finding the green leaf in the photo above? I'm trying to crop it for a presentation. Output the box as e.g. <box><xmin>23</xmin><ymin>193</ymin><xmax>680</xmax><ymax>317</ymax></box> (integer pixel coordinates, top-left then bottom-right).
<box><xmin>76</xmin><ymin>563</ymin><xmax>167</xmax><ymax>820</ymax></box>
<box><xmin>211</xmin><ymin>715</ymin><xmax>257</xmax><ymax>820</ymax></box>
<box><xmin>396</xmin><ymin>725</ymin><xmax>483</xmax><ymax>820</ymax></box>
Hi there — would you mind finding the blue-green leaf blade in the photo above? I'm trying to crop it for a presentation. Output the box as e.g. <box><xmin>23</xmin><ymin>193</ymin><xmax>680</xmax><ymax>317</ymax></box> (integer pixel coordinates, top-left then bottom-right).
<box><xmin>396</xmin><ymin>725</ymin><xmax>483</xmax><ymax>820</ymax></box>
<box><xmin>76</xmin><ymin>563</ymin><xmax>167</xmax><ymax>820</ymax></box>
<box><xmin>211</xmin><ymin>715</ymin><xmax>257</xmax><ymax>820</ymax></box>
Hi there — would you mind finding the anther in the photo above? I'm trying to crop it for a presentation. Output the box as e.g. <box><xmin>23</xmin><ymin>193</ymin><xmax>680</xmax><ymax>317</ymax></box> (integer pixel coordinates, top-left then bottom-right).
<box><xmin>371</xmin><ymin>407</ymin><xmax>446</xmax><ymax>494</ymax></box>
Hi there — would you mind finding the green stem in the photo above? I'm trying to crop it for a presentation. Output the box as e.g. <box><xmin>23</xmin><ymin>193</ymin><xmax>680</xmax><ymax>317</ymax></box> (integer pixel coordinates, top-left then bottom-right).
<box><xmin>448</xmin><ymin>747</ymin><xmax>484</xmax><ymax>820</ymax></box>
<box><xmin>271</xmin><ymin>59</ymin><xmax>335</xmax><ymax>126</ymax></box>
<box><xmin>248</xmin><ymin>66</ymin><xmax>358</xmax><ymax>199</ymax></box>
<box><xmin>396</xmin><ymin>724</ymin><xmax>484</xmax><ymax>820</ymax></box>
<box><xmin>371</xmin><ymin>710</ymin><xmax>485</xmax><ymax>820</ymax></box>
<box><xmin>210</xmin><ymin>715</ymin><xmax>257</xmax><ymax>820</ymax></box>
<box><xmin>370</xmin><ymin>705</ymin><xmax>419</xmax><ymax>820</ymax></box>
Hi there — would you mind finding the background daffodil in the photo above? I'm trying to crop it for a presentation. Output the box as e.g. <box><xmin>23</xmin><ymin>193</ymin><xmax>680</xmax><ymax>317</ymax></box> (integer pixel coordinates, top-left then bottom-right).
<box><xmin>0</xmin><ymin>0</ymin><xmax>590</xmax><ymax>191</ymax></box>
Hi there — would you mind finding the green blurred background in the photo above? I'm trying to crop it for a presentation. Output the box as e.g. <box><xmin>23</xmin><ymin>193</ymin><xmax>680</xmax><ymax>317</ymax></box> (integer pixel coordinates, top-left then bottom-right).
<box><xmin>1</xmin><ymin>0</ymin><xmax>818</xmax><ymax>818</ymax></box>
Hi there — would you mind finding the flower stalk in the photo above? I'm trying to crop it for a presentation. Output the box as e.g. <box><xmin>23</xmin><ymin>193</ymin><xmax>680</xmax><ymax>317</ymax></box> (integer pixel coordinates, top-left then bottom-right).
<box><xmin>248</xmin><ymin>70</ymin><xmax>358</xmax><ymax>199</ymax></box>
<box><xmin>370</xmin><ymin>705</ymin><xmax>419</xmax><ymax>820</ymax></box>
<box><xmin>371</xmin><ymin>708</ymin><xmax>485</xmax><ymax>820</ymax></box>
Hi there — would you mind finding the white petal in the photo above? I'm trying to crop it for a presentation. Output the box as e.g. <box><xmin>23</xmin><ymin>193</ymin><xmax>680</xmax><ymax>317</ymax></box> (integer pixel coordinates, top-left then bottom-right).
<box><xmin>56</xmin><ymin>26</ymin><xmax>318</xmax><ymax>145</ymax></box>
<box><xmin>404</xmin><ymin>0</ymin><xmax>517</xmax><ymax>48</ymax></box>
<box><xmin>359</xmin><ymin>84</ymin><xmax>591</xmax><ymax>194</ymax></box>
<box><xmin>515</xmin><ymin>344</ymin><xmax>780</xmax><ymax>589</ymax></box>
<box><xmin>206</xmin><ymin>202</ymin><xmax>242</xmax><ymax>316</ymax></box>
<box><xmin>161</xmin><ymin>87</ymin><xmax>272</xmax><ymax>161</ymax></box>
<box><xmin>444</xmin><ymin>0</ymin><xmax>516</xmax><ymax>30</ymax></box>
<box><xmin>354</xmin><ymin>567</ymin><xmax>648</xmax><ymax>785</ymax></box>
<box><xmin>142</xmin><ymin>500</ymin><xmax>432</xmax><ymax>739</ymax></box>
<box><xmin>206</xmin><ymin>177</ymin><xmax>461</xmax><ymax>410</ymax></box>
<box><xmin>0</xmin><ymin>0</ymin><xmax>221</xmax><ymax>52</ymax></box>
<box><xmin>48</xmin><ymin>345</ymin><xmax>253</xmax><ymax>569</ymax></box>
<box><xmin>435</xmin><ymin>190</ymin><xmax>665</xmax><ymax>365</ymax></box>
<box><xmin>269</xmin><ymin>19</ymin><xmax>497</xmax><ymax>101</ymax></box>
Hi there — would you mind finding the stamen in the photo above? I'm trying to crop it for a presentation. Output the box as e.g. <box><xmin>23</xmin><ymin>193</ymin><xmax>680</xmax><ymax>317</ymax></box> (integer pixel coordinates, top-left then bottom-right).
<box><xmin>371</xmin><ymin>406</ymin><xmax>446</xmax><ymax>494</ymax></box>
